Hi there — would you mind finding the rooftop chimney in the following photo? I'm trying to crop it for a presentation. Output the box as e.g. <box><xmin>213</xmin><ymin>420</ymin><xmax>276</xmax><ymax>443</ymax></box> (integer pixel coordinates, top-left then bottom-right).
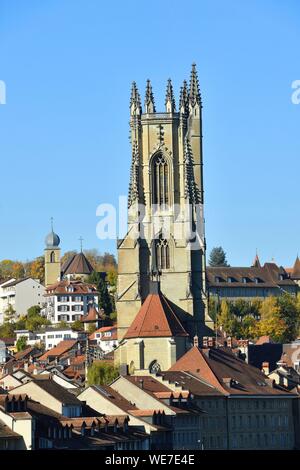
<box><xmin>262</xmin><ymin>362</ymin><xmax>270</xmax><ymax>375</ymax></box>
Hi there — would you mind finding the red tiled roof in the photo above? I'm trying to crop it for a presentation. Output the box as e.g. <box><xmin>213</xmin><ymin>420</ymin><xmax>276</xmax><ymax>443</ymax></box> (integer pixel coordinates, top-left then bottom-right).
<box><xmin>81</xmin><ymin>306</ymin><xmax>99</xmax><ymax>323</ymax></box>
<box><xmin>45</xmin><ymin>280</ymin><xmax>98</xmax><ymax>295</ymax></box>
<box><xmin>89</xmin><ymin>326</ymin><xmax>117</xmax><ymax>340</ymax></box>
<box><xmin>255</xmin><ymin>335</ymin><xmax>272</xmax><ymax>345</ymax></box>
<box><xmin>14</xmin><ymin>347</ymin><xmax>35</xmax><ymax>361</ymax></box>
<box><xmin>124</xmin><ymin>291</ymin><xmax>188</xmax><ymax>339</ymax></box>
<box><xmin>169</xmin><ymin>346</ymin><xmax>295</xmax><ymax>396</ymax></box>
<box><xmin>38</xmin><ymin>340</ymin><xmax>78</xmax><ymax>361</ymax></box>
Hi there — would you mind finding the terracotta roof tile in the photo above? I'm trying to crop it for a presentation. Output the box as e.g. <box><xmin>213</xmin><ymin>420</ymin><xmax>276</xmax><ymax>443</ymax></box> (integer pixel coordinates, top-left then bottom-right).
<box><xmin>38</xmin><ymin>340</ymin><xmax>78</xmax><ymax>361</ymax></box>
<box><xmin>169</xmin><ymin>346</ymin><xmax>295</xmax><ymax>396</ymax></box>
<box><xmin>124</xmin><ymin>291</ymin><xmax>188</xmax><ymax>339</ymax></box>
<box><xmin>81</xmin><ymin>306</ymin><xmax>99</xmax><ymax>323</ymax></box>
<box><xmin>45</xmin><ymin>279</ymin><xmax>98</xmax><ymax>295</ymax></box>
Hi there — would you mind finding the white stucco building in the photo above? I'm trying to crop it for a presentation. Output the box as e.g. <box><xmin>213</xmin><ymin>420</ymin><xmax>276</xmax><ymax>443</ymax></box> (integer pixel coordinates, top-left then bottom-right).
<box><xmin>0</xmin><ymin>278</ymin><xmax>45</xmax><ymax>324</ymax></box>
<box><xmin>14</xmin><ymin>327</ymin><xmax>85</xmax><ymax>350</ymax></box>
<box><xmin>42</xmin><ymin>279</ymin><xmax>98</xmax><ymax>325</ymax></box>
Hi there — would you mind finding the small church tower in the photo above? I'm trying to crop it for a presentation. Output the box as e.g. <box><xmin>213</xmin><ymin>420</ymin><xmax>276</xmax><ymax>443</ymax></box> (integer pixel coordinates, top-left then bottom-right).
<box><xmin>44</xmin><ymin>219</ymin><xmax>61</xmax><ymax>287</ymax></box>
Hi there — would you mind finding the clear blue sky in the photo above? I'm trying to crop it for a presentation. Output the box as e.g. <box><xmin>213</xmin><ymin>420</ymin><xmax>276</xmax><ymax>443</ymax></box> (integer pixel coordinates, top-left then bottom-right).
<box><xmin>0</xmin><ymin>0</ymin><xmax>299</xmax><ymax>267</ymax></box>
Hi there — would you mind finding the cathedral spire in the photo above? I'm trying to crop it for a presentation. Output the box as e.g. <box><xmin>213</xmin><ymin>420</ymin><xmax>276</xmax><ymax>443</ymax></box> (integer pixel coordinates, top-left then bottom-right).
<box><xmin>144</xmin><ymin>79</ymin><xmax>156</xmax><ymax>113</ymax></box>
<box><xmin>184</xmin><ymin>137</ymin><xmax>201</xmax><ymax>204</ymax></box>
<box><xmin>179</xmin><ymin>80</ymin><xmax>189</xmax><ymax>115</ymax></box>
<box><xmin>189</xmin><ymin>63</ymin><xmax>201</xmax><ymax>108</ymax></box>
<box><xmin>165</xmin><ymin>78</ymin><xmax>176</xmax><ymax>113</ymax></box>
<box><xmin>130</xmin><ymin>81</ymin><xmax>142</xmax><ymax>116</ymax></box>
<box><xmin>128</xmin><ymin>140</ymin><xmax>140</xmax><ymax>208</ymax></box>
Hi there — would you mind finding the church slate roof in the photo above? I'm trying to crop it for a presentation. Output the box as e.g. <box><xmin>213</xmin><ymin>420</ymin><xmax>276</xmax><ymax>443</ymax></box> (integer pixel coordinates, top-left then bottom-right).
<box><xmin>207</xmin><ymin>262</ymin><xmax>297</xmax><ymax>289</ymax></box>
<box><xmin>124</xmin><ymin>291</ymin><xmax>188</xmax><ymax>339</ymax></box>
<box><xmin>62</xmin><ymin>252</ymin><xmax>94</xmax><ymax>276</ymax></box>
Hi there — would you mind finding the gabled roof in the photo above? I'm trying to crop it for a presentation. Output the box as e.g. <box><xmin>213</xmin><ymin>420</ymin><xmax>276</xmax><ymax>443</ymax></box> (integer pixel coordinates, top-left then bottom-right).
<box><xmin>14</xmin><ymin>347</ymin><xmax>36</xmax><ymax>361</ymax></box>
<box><xmin>38</xmin><ymin>340</ymin><xmax>78</xmax><ymax>361</ymax></box>
<box><xmin>169</xmin><ymin>346</ymin><xmax>295</xmax><ymax>396</ymax></box>
<box><xmin>207</xmin><ymin>262</ymin><xmax>297</xmax><ymax>288</ymax></box>
<box><xmin>124</xmin><ymin>290</ymin><xmax>188</xmax><ymax>339</ymax></box>
<box><xmin>45</xmin><ymin>279</ymin><xmax>98</xmax><ymax>295</ymax></box>
<box><xmin>81</xmin><ymin>306</ymin><xmax>100</xmax><ymax>323</ymax></box>
<box><xmin>10</xmin><ymin>378</ymin><xmax>82</xmax><ymax>406</ymax></box>
<box><xmin>63</xmin><ymin>252</ymin><xmax>94</xmax><ymax>276</ymax></box>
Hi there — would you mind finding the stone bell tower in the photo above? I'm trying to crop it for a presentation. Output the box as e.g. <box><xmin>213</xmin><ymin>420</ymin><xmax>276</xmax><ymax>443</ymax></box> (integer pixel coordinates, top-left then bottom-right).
<box><xmin>117</xmin><ymin>64</ymin><xmax>213</xmax><ymax>343</ymax></box>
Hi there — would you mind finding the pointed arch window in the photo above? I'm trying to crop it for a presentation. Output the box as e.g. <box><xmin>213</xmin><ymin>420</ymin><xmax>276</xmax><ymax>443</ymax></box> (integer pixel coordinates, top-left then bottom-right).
<box><xmin>155</xmin><ymin>237</ymin><xmax>170</xmax><ymax>270</ymax></box>
<box><xmin>152</xmin><ymin>153</ymin><xmax>169</xmax><ymax>206</ymax></box>
<box><xmin>50</xmin><ymin>251</ymin><xmax>55</xmax><ymax>263</ymax></box>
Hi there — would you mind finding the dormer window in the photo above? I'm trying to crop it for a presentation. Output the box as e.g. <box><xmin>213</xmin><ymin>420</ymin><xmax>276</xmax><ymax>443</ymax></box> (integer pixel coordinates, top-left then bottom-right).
<box><xmin>215</xmin><ymin>276</ymin><xmax>221</xmax><ymax>283</ymax></box>
<box><xmin>242</xmin><ymin>277</ymin><xmax>247</xmax><ymax>284</ymax></box>
<box><xmin>227</xmin><ymin>277</ymin><xmax>235</xmax><ymax>283</ymax></box>
<box><xmin>279</xmin><ymin>274</ymin><xmax>284</xmax><ymax>281</ymax></box>
<box><xmin>254</xmin><ymin>277</ymin><xmax>260</xmax><ymax>284</ymax></box>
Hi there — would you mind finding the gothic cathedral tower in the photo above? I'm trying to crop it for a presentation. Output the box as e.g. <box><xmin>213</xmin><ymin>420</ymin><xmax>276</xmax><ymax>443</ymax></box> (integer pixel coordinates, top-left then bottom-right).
<box><xmin>117</xmin><ymin>65</ymin><xmax>213</xmax><ymax>342</ymax></box>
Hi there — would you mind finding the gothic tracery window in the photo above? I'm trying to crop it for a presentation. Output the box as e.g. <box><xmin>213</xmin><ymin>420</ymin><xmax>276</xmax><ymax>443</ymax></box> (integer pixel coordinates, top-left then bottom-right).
<box><xmin>149</xmin><ymin>360</ymin><xmax>161</xmax><ymax>374</ymax></box>
<box><xmin>152</xmin><ymin>153</ymin><xmax>169</xmax><ymax>206</ymax></box>
<box><xmin>155</xmin><ymin>237</ymin><xmax>170</xmax><ymax>270</ymax></box>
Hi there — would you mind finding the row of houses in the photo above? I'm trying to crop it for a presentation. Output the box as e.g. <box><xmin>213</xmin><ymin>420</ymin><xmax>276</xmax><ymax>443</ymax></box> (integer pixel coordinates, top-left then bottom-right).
<box><xmin>0</xmin><ymin>340</ymin><xmax>299</xmax><ymax>450</ymax></box>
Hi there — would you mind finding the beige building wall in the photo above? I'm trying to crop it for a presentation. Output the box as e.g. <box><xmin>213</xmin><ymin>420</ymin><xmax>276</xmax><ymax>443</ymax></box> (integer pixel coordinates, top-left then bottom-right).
<box><xmin>77</xmin><ymin>387</ymin><xmax>156</xmax><ymax>434</ymax></box>
<box><xmin>9</xmin><ymin>382</ymin><xmax>62</xmax><ymax>414</ymax></box>
<box><xmin>44</xmin><ymin>247</ymin><xmax>61</xmax><ymax>287</ymax></box>
<box><xmin>119</xmin><ymin>337</ymin><xmax>188</xmax><ymax>373</ymax></box>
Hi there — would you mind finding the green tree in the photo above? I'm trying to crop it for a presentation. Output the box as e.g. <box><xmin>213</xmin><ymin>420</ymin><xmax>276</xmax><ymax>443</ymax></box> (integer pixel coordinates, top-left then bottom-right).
<box><xmin>87</xmin><ymin>362</ymin><xmax>119</xmax><ymax>386</ymax></box>
<box><xmin>27</xmin><ymin>305</ymin><xmax>41</xmax><ymax>318</ymax></box>
<box><xmin>16</xmin><ymin>336</ymin><xmax>27</xmax><ymax>352</ymax></box>
<box><xmin>88</xmin><ymin>272</ymin><xmax>113</xmax><ymax>315</ymax></box>
<box><xmin>55</xmin><ymin>321</ymin><xmax>69</xmax><ymax>329</ymax></box>
<box><xmin>240</xmin><ymin>315</ymin><xmax>258</xmax><ymax>339</ymax></box>
<box><xmin>0</xmin><ymin>260</ymin><xmax>14</xmax><ymax>280</ymax></box>
<box><xmin>257</xmin><ymin>297</ymin><xmax>287</xmax><ymax>342</ymax></box>
<box><xmin>208</xmin><ymin>296</ymin><xmax>220</xmax><ymax>323</ymax></box>
<box><xmin>29</xmin><ymin>257</ymin><xmax>45</xmax><ymax>283</ymax></box>
<box><xmin>208</xmin><ymin>247</ymin><xmax>229</xmax><ymax>267</ymax></box>
<box><xmin>0</xmin><ymin>322</ymin><xmax>15</xmax><ymax>338</ymax></box>
<box><xmin>276</xmin><ymin>294</ymin><xmax>300</xmax><ymax>342</ymax></box>
<box><xmin>217</xmin><ymin>300</ymin><xmax>240</xmax><ymax>337</ymax></box>
<box><xmin>25</xmin><ymin>306</ymin><xmax>50</xmax><ymax>331</ymax></box>
<box><xmin>71</xmin><ymin>320</ymin><xmax>84</xmax><ymax>331</ymax></box>
<box><xmin>4</xmin><ymin>304</ymin><xmax>16</xmax><ymax>323</ymax></box>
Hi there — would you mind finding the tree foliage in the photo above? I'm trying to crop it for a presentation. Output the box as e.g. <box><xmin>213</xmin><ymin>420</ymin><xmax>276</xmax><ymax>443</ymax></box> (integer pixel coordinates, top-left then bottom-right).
<box><xmin>87</xmin><ymin>272</ymin><xmax>114</xmax><ymax>315</ymax></box>
<box><xmin>213</xmin><ymin>294</ymin><xmax>300</xmax><ymax>343</ymax></box>
<box><xmin>87</xmin><ymin>362</ymin><xmax>119</xmax><ymax>386</ymax></box>
<box><xmin>16</xmin><ymin>336</ymin><xmax>27</xmax><ymax>352</ymax></box>
<box><xmin>208</xmin><ymin>247</ymin><xmax>229</xmax><ymax>267</ymax></box>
